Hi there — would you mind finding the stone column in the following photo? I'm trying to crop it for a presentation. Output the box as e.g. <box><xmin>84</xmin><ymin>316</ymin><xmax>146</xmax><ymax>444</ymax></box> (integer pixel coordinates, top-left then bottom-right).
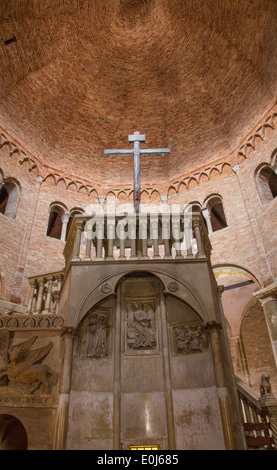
<box><xmin>94</xmin><ymin>217</ymin><xmax>104</xmax><ymax>260</ymax></box>
<box><xmin>253</xmin><ymin>281</ymin><xmax>277</xmax><ymax>368</ymax></box>
<box><xmin>160</xmin><ymin>287</ymin><xmax>176</xmax><ymax>450</ymax></box>
<box><xmin>113</xmin><ymin>285</ymin><xmax>121</xmax><ymax>449</ymax></box>
<box><xmin>84</xmin><ymin>222</ymin><xmax>92</xmax><ymax>261</ymax></box>
<box><xmin>72</xmin><ymin>221</ymin><xmax>83</xmax><ymax>261</ymax></box>
<box><xmin>129</xmin><ymin>215</ymin><xmax>137</xmax><ymax>259</ymax></box>
<box><xmin>172</xmin><ymin>219</ymin><xmax>183</xmax><ymax>259</ymax></box>
<box><xmin>34</xmin><ymin>278</ymin><xmax>45</xmax><ymax>314</ymax></box>
<box><xmin>61</xmin><ymin>213</ymin><xmax>70</xmax><ymax>242</ymax></box>
<box><xmin>118</xmin><ymin>220</ymin><xmax>126</xmax><ymax>260</ymax></box>
<box><xmin>183</xmin><ymin>217</ymin><xmax>193</xmax><ymax>258</ymax></box>
<box><xmin>193</xmin><ymin>220</ymin><xmax>205</xmax><ymax>258</ymax></box>
<box><xmin>202</xmin><ymin>208</ymin><xmax>213</xmax><ymax>234</ymax></box>
<box><xmin>26</xmin><ymin>279</ymin><xmax>37</xmax><ymax>314</ymax></box>
<box><xmin>205</xmin><ymin>321</ymin><xmax>236</xmax><ymax>450</ymax></box>
<box><xmin>107</xmin><ymin>219</ymin><xmax>115</xmax><ymax>261</ymax></box>
<box><xmin>53</xmin><ymin>327</ymin><xmax>76</xmax><ymax>450</ymax></box>
<box><xmin>151</xmin><ymin>218</ymin><xmax>160</xmax><ymax>259</ymax></box>
<box><xmin>44</xmin><ymin>276</ymin><xmax>54</xmax><ymax>313</ymax></box>
<box><xmin>139</xmin><ymin>215</ymin><xmax>149</xmax><ymax>259</ymax></box>
<box><xmin>162</xmin><ymin>215</ymin><xmax>172</xmax><ymax>259</ymax></box>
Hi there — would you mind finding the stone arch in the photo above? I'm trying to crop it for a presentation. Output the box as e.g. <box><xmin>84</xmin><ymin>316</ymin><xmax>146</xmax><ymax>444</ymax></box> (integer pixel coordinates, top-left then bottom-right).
<box><xmin>74</xmin><ymin>267</ymin><xmax>207</xmax><ymax>328</ymax></box>
<box><xmin>46</xmin><ymin>202</ymin><xmax>68</xmax><ymax>240</ymax></box>
<box><xmin>0</xmin><ymin>177</ymin><xmax>21</xmax><ymax>219</ymax></box>
<box><xmin>203</xmin><ymin>193</ymin><xmax>228</xmax><ymax>232</ymax></box>
<box><xmin>212</xmin><ymin>264</ymin><xmax>275</xmax><ymax>393</ymax></box>
<box><xmin>239</xmin><ymin>296</ymin><xmax>277</xmax><ymax>395</ymax></box>
<box><xmin>0</xmin><ymin>414</ymin><xmax>28</xmax><ymax>450</ymax></box>
<box><xmin>255</xmin><ymin>162</ymin><xmax>277</xmax><ymax>203</ymax></box>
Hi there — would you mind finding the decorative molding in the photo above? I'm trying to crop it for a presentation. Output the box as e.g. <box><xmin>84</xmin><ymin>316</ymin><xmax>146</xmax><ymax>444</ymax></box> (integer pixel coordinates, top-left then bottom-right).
<box><xmin>0</xmin><ymin>393</ymin><xmax>58</xmax><ymax>408</ymax></box>
<box><xmin>167</xmin><ymin>281</ymin><xmax>179</xmax><ymax>293</ymax></box>
<box><xmin>0</xmin><ymin>314</ymin><xmax>64</xmax><ymax>330</ymax></box>
<box><xmin>1</xmin><ymin>108</ymin><xmax>276</xmax><ymax>201</ymax></box>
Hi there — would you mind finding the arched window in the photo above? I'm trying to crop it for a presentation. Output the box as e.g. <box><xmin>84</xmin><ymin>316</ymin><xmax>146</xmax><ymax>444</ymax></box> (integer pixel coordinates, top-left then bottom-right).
<box><xmin>256</xmin><ymin>164</ymin><xmax>277</xmax><ymax>203</ymax></box>
<box><xmin>46</xmin><ymin>205</ymin><xmax>65</xmax><ymax>240</ymax></box>
<box><xmin>0</xmin><ymin>180</ymin><xmax>20</xmax><ymax>219</ymax></box>
<box><xmin>66</xmin><ymin>209</ymin><xmax>83</xmax><ymax>240</ymax></box>
<box><xmin>205</xmin><ymin>195</ymin><xmax>227</xmax><ymax>233</ymax></box>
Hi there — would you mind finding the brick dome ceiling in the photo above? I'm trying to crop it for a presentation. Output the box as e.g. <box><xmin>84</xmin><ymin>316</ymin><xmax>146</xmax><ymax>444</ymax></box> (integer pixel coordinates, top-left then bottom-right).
<box><xmin>0</xmin><ymin>0</ymin><xmax>277</xmax><ymax>187</ymax></box>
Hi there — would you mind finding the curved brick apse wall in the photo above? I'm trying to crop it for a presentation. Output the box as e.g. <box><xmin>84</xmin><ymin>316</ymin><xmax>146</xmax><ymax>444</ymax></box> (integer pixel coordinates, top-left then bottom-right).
<box><xmin>0</xmin><ymin>1</ymin><xmax>277</xmax><ymax>397</ymax></box>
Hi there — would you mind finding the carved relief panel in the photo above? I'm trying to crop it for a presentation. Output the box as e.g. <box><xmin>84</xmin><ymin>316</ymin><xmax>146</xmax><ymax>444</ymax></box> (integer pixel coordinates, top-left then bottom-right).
<box><xmin>78</xmin><ymin>309</ymin><xmax>111</xmax><ymax>358</ymax></box>
<box><xmin>126</xmin><ymin>301</ymin><xmax>158</xmax><ymax>352</ymax></box>
<box><xmin>172</xmin><ymin>323</ymin><xmax>209</xmax><ymax>355</ymax></box>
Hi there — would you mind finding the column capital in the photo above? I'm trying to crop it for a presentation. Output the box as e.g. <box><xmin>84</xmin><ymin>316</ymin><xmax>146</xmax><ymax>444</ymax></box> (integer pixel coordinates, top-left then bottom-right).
<box><xmin>61</xmin><ymin>326</ymin><xmax>78</xmax><ymax>337</ymax></box>
<box><xmin>61</xmin><ymin>213</ymin><xmax>70</xmax><ymax>224</ymax></box>
<box><xmin>204</xmin><ymin>320</ymin><xmax>222</xmax><ymax>332</ymax></box>
<box><xmin>218</xmin><ymin>285</ymin><xmax>225</xmax><ymax>297</ymax></box>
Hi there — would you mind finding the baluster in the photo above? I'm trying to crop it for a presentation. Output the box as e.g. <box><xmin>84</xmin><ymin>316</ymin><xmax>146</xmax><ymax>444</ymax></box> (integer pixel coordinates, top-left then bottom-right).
<box><xmin>44</xmin><ymin>276</ymin><xmax>54</xmax><ymax>313</ymax></box>
<box><xmin>193</xmin><ymin>220</ymin><xmax>205</xmax><ymax>258</ymax></box>
<box><xmin>151</xmin><ymin>218</ymin><xmax>160</xmax><ymax>259</ymax></box>
<box><xmin>95</xmin><ymin>219</ymin><xmax>104</xmax><ymax>260</ymax></box>
<box><xmin>118</xmin><ymin>220</ymin><xmax>126</xmax><ymax>260</ymax></box>
<box><xmin>107</xmin><ymin>219</ymin><xmax>115</xmax><ymax>260</ymax></box>
<box><xmin>27</xmin><ymin>279</ymin><xmax>37</xmax><ymax>314</ymax></box>
<box><xmin>162</xmin><ymin>215</ymin><xmax>172</xmax><ymax>259</ymax></box>
<box><xmin>129</xmin><ymin>215</ymin><xmax>137</xmax><ymax>260</ymax></box>
<box><xmin>72</xmin><ymin>222</ymin><xmax>83</xmax><ymax>261</ymax></box>
<box><xmin>172</xmin><ymin>218</ymin><xmax>183</xmax><ymax>259</ymax></box>
<box><xmin>184</xmin><ymin>217</ymin><xmax>193</xmax><ymax>258</ymax></box>
<box><xmin>84</xmin><ymin>222</ymin><xmax>93</xmax><ymax>261</ymax></box>
<box><xmin>140</xmin><ymin>216</ymin><xmax>149</xmax><ymax>259</ymax></box>
<box><xmin>35</xmin><ymin>278</ymin><xmax>45</xmax><ymax>314</ymax></box>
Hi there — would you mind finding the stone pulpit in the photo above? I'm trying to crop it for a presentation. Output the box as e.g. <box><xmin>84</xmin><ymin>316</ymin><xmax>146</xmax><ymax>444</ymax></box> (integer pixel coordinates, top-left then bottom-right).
<box><xmin>0</xmin><ymin>209</ymin><xmax>246</xmax><ymax>450</ymax></box>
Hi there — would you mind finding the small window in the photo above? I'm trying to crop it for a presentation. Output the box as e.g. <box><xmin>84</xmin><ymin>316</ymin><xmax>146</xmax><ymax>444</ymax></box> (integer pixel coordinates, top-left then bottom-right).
<box><xmin>0</xmin><ymin>186</ymin><xmax>9</xmax><ymax>214</ymax></box>
<box><xmin>206</xmin><ymin>196</ymin><xmax>227</xmax><ymax>232</ymax></box>
<box><xmin>46</xmin><ymin>205</ymin><xmax>64</xmax><ymax>239</ymax></box>
<box><xmin>66</xmin><ymin>210</ymin><xmax>83</xmax><ymax>240</ymax></box>
<box><xmin>257</xmin><ymin>165</ymin><xmax>277</xmax><ymax>203</ymax></box>
<box><xmin>0</xmin><ymin>181</ymin><xmax>20</xmax><ymax>219</ymax></box>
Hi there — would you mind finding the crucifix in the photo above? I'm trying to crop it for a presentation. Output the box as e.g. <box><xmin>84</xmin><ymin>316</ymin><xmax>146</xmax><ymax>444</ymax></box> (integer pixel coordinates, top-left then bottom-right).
<box><xmin>104</xmin><ymin>131</ymin><xmax>170</xmax><ymax>212</ymax></box>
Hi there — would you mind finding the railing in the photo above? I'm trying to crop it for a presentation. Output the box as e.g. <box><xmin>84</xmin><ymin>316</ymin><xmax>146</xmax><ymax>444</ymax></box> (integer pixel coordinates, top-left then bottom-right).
<box><xmin>236</xmin><ymin>375</ymin><xmax>276</xmax><ymax>450</ymax></box>
<box><xmin>63</xmin><ymin>212</ymin><xmax>211</xmax><ymax>268</ymax></box>
<box><xmin>26</xmin><ymin>271</ymin><xmax>64</xmax><ymax>315</ymax></box>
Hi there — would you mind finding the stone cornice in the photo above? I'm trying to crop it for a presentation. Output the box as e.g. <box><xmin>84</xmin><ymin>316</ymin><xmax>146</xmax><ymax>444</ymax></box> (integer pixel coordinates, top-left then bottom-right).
<box><xmin>253</xmin><ymin>281</ymin><xmax>277</xmax><ymax>302</ymax></box>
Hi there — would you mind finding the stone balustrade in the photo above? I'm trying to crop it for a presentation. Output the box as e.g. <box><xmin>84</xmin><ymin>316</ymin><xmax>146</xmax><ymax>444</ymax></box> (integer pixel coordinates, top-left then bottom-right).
<box><xmin>27</xmin><ymin>271</ymin><xmax>64</xmax><ymax>315</ymax></box>
<box><xmin>236</xmin><ymin>375</ymin><xmax>277</xmax><ymax>449</ymax></box>
<box><xmin>63</xmin><ymin>211</ymin><xmax>211</xmax><ymax>266</ymax></box>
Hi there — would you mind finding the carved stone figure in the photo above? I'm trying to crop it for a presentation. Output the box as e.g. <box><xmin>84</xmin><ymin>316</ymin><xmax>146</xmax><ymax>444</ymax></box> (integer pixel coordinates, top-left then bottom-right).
<box><xmin>175</xmin><ymin>325</ymin><xmax>206</xmax><ymax>354</ymax></box>
<box><xmin>127</xmin><ymin>303</ymin><xmax>156</xmax><ymax>350</ymax></box>
<box><xmin>0</xmin><ymin>335</ymin><xmax>58</xmax><ymax>394</ymax></box>
<box><xmin>260</xmin><ymin>373</ymin><xmax>273</xmax><ymax>398</ymax></box>
<box><xmin>80</xmin><ymin>312</ymin><xmax>108</xmax><ymax>358</ymax></box>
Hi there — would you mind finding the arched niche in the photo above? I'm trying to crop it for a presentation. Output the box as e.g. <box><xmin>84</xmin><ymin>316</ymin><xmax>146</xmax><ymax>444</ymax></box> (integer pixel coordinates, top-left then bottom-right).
<box><xmin>74</xmin><ymin>268</ymin><xmax>207</xmax><ymax>328</ymax></box>
<box><xmin>76</xmin><ymin>271</ymin><xmax>204</xmax><ymax>359</ymax></box>
<box><xmin>0</xmin><ymin>414</ymin><xmax>28</xmax><ymax>450</ymax></box>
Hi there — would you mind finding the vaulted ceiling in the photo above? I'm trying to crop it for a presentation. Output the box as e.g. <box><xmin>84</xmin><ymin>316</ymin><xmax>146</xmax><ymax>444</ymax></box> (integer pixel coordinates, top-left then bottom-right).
<box><xmin>0</xmin><ymin>0</ymin><xmax>277</xmax><ymax>186</ymax></box>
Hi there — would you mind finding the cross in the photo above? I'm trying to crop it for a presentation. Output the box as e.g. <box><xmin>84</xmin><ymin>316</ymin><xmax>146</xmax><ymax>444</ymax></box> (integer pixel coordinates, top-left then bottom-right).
<box><xmin>104</xmin><ymin>132</ymin><xmax>170</xmax><ymax>212</ymax></box>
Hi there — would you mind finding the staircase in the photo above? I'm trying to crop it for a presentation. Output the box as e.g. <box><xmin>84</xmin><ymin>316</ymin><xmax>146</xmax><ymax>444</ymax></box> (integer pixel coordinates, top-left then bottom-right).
<box><xmin>236</xmin><ymin>375</ymin><xmax>277</xmax><ymax>450</ymax></box>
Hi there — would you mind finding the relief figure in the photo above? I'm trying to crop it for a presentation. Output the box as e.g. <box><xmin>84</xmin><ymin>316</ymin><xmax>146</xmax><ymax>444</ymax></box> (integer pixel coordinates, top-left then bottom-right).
<box><xmin>175</xmin><ymin>325</ymin><xmax>205</xmax><ymax>354</ymax></box>
<box><xmin>127</xmin><ymin>304</ymin><xmax>156</xmax><ymax>350</ymax></box>
<box><xmin>0</xmin><ymin>335</ymin><xmax>58</xmax><ymax>394</ymax></box>
<box><xmin>80</xmin><ymin>312</ymin><xmax>108</xmax><ymax>358</ymax></box>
